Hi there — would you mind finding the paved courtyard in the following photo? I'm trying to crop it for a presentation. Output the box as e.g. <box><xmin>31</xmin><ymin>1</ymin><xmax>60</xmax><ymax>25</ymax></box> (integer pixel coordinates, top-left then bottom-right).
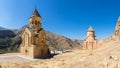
<box><xmin>0</xmin><ymin>53</ymin><xmax>40</xmax><ymax>64</ymax></box>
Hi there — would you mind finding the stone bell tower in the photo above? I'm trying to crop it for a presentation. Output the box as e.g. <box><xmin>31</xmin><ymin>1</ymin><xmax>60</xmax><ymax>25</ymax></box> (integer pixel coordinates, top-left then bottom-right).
<box><xmin>29</xmin><ymin>8</ymin><xmax>42</xmax><ymax>29</ymax></box>
<box><xmin>20</xmin><ymin>8</ymin><xmax>50</xmax><ymax>58</ymax></box>
<box><xmin>83</xmin><ymin>26</ymin><xmax>97</xmax><ymax>49</ymax></box>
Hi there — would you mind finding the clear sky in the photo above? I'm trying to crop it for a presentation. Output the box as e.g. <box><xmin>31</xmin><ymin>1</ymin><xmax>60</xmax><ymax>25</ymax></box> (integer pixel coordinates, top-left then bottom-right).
<box><xmin>0</xmin><ymin>0</ymin><xmax>120</xmax><ymax>40</ymax></box>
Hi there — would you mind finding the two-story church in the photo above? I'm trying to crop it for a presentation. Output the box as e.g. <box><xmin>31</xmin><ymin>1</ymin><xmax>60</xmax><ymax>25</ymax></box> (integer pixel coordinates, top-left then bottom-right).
<box><xmin>20</xmin><ymin>8</ymin><xmax>50</xmax><ymax>58</ymax></box>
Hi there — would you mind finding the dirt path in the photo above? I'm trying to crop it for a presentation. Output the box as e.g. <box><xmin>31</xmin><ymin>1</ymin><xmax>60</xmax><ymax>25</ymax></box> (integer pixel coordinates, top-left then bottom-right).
<box><xmin>0</xmin><ymin>53</ymin><xmax>39</xmax><ymax>64</ymax></box>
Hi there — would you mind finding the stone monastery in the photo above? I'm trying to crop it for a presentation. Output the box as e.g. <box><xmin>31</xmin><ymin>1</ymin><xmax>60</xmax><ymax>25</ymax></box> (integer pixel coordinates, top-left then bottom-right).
<box><xmin>20</xmin><ymin>7</ymin><xmax>120</xmax><ymax>58</ymax></box>
<box><xmin>83</xmin><ymin>26</ymin><xmax>97</xmax><ymax>49</ymax></box>
<box><xmin>20</xmin><ymin>8</ymin><xmax>50</xmax><ymax>58</ymax></box>
<box><xmin>83</xmin><ymin>16</ymin><xmax>120</xmax><ymax>50</ymax></box>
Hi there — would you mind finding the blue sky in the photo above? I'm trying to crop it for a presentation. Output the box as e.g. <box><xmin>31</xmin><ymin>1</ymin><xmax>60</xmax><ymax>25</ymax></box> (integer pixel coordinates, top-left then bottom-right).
<box><xmin>0</xmin><ymin>0</ymin><xmax>120</xmax><ymax>39</ymax></box>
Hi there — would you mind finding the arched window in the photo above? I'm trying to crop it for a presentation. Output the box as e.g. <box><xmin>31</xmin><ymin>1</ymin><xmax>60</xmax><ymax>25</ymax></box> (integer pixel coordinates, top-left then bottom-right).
<box><xmin>25</xmin><ymin>34</ymin><xmax>29</xmax><ymax>46</ymax></box>
<box><xmin>35</xmin><ymin>20</ymin><xmax>37</xmax><ymax>25</ymax></box>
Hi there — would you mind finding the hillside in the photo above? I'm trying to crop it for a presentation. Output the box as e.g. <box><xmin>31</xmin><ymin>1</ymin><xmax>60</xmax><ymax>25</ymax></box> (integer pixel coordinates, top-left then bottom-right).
<box><xmin>0</xmin><ymin>26</ymin><xmax>83</xmax><ymax>53</ymax></box>
<box><xmin>0</xmin><ymin>27</ymin><xmax>9</xmax><ymax>30</ymax></box>
<box><xmin>0</xmin><ymin>27</ymin><xmax>15</xmax><ymax>38</ymax></box>
<box><xmin>13</xmin><ymin>25</ymin><xmax>83</xmax><ymax>50</ymax></box>
<box><xmin>0</xmin><ymin>40</ymin><xmax>119</xmax><ymax>68</ymax></box>
<box><xmin>26</xmin><ymin>40</ymin><xmax>120</xmax><ymax>68</ymax></box>
<box><xmin>46</xmin><ymin>31</ymin><xmax>82</xmax><ymax>50</ymax></box>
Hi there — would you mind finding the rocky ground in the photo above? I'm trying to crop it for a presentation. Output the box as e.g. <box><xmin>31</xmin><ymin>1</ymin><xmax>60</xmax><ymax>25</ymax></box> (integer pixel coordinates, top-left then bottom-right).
<box><xmin>0</xmin><ymin>41</ymin><xmax>120</xmax><ymax>68</ymax></box>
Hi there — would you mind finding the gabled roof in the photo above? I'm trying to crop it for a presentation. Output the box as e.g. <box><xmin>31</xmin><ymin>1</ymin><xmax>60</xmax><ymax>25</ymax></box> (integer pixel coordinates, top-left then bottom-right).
<box><xmin>21</xmin><ymin>27</ymin><xmax>31</xmax><ymax>37</ymax></box>
<box><xmin>28</xmin><ymin>28</ymin><xmax>43</xmax><ymax>33</ymax></box>
<box><xmin>22</xmin><ymin>25</ymin><xmax>43</xmax><ymax>34</ymax></box>
<box><xmin>88</xmin><ymin>26</ymin><xmax>94</xmax><ymax>32</ymax></box>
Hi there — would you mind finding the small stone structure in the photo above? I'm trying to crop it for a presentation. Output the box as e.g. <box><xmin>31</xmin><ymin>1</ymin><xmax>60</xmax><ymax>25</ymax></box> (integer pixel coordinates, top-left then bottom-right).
<box><xmin>20</xmin><ymin>8</ymin><xmax>50</xmax><ymax>58</ymax></box>
<box><xmin>83</xmin><ymin>26</ymin><xmax>97</xmax><ymax>49</ymax></box>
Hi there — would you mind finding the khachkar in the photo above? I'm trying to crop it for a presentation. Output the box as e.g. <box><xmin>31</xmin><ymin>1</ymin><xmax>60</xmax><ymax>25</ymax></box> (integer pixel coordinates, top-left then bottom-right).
<box><xmin>20</xmin><ymin>8</ymin><xmax>50</xmax><ymax>58</ymax></box>
<box><xmin>83</xmin><ymin>26</ymin><xmax>97</xmax><ymax>49</ymax></box>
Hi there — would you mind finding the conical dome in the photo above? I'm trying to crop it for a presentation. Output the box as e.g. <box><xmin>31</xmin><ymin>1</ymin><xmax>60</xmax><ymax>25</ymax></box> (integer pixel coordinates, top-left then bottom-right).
<box><xmin>30</xmin><ymin>8</ymin><xmax>41</xmax><ymax>18</ymax></box>
<box><xmin>88</xmin><ymin>26</ymin><xmax>94</xmax><ymax>32</ymax></box>
<box><xmin>29</xmin><ymin>8</ymin><xmax>42</xmax><ymax>29</ymax></box>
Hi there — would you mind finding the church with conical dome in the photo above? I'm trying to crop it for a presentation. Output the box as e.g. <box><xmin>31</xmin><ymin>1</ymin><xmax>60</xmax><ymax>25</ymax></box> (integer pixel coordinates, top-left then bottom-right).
<box><xmin>83</xmin><ymin>26</ymin><xmax>97</xmax><ymax>49</ymax></box>
<box><xmin>20</xmin><ymin>8</ymin><xmax>50</xmax><ymax>58</ymax></box>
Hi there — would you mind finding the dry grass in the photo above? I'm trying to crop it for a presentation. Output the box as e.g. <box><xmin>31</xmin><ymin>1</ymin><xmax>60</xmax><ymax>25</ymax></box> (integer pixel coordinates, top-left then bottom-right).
<box><xmin>1</xmin><ymin>41</ymin><xmax>120</xmax><ymax>68</ymax></box>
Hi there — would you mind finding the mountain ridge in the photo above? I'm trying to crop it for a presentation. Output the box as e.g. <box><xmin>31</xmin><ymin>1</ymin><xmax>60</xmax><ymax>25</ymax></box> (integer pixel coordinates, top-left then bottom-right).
<box><xmin>0</xmin><ymin>27</ymin><xmax>10</xmax><ymax>30</ymax></box>
<box><xmin>0</xmin><ymin>26</ymin><xmax>83</xmax><ymax>53</ymax></box>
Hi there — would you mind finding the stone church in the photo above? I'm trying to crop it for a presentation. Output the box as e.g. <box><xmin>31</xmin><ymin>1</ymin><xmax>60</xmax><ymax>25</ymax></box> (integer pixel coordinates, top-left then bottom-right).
<box><xmin>83</xmin><ymin>26</ymin><xmax>97</xmax><ymax>49</ymax></box>
<box><xmin>20</xmin><ymin>8</ymin><xmax>50</xmax><ymax>58</ymax></box>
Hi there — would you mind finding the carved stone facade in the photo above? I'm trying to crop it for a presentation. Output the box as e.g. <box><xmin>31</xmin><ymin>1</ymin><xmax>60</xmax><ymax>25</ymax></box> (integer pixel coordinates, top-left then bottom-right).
<box><xmin>20</xmin><ymin>8</ymin><xmax>50</xmax><ymax>58</ymax></box>
<box><xmin>83</xmin><ymin>26</ymin><xmax>97</xmax><ymax>49</ymax></box>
